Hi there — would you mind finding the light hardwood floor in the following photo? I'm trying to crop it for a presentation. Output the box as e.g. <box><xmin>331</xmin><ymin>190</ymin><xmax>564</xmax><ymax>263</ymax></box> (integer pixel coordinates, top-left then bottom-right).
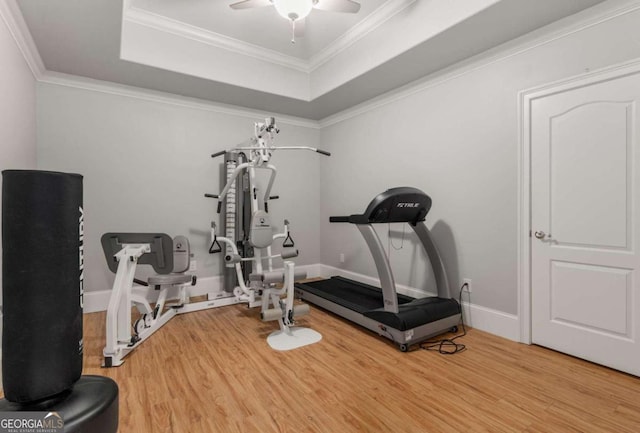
<box><xmin>74</xmin><ymin>302</ymin><xmax>640</xmax><ymax>433</ymax></box>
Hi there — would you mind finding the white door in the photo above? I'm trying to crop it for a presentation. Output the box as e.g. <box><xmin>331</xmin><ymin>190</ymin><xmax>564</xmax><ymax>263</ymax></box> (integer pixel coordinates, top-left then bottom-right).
<box><xmin>531</xmin><ymin>71</ymin><xmax>640</xmax><ymax>376</ymax></box>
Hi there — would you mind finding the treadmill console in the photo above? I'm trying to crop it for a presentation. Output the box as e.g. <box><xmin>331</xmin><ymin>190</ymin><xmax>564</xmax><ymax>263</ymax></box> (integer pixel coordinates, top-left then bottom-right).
<box><xmin>332</xmin><ymin>187</ymin><xmax>432</xmax><ymax>225</ymax></box>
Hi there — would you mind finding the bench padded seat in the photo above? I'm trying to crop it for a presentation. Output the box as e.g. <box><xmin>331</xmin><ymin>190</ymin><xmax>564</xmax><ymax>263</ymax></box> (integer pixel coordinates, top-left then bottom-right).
<box><xmin>148</xmin><ymin>274</ymin><xmax>192</xmax><ymax>285</ymax></box>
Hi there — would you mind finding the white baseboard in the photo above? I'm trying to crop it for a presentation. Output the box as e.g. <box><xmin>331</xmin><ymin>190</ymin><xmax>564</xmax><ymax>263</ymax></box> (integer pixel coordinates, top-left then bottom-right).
<box><xmin>85</xmin><ymin>263</ymin><xmax>519</xmax><ymax>342</ymax></box>
<box><xmin>84</xmin><ymin>264</ymin><xmax>323</xmax><ymax>314</ymax></box>
<box><xmin>84</xmin><ymin>290</ymin><xmax>113</xmax><ymax>314</ymax></box>
<box><xmin>459</xmin><ymin>301</ymin><xmax>519</xmax><ymax>342</ymax></box>
<box><xmin>317</xmin><ymin>264</ymin><xmax>438</xmax><ymax>298</ymax></box>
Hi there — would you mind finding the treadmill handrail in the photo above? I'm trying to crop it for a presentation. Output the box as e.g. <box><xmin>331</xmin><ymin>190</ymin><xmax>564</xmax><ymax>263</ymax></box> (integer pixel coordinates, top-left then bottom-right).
<box><xmin>329</xmin><ymin>216</ymin><xmax>350</xmax><ymax>223</ymax></box>
<box><xmin>329</xmin><ymin>214</ymin><xmax>382</xmax><ymax>224</ymax></box>
<box><xmin>357</xmin><ymin>225</ymin><xmax>399</xmax><ymax>314</ymax></box>
<box><xmin>411</xmin><ymin>222</ymin><xmax>452</xmax><ymax>299</ymax></box>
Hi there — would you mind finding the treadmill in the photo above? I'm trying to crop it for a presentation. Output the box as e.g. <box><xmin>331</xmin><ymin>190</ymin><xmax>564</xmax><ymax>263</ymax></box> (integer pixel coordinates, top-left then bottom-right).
<box><xmin>295</xmin><ymin>187</ymin><xmax>461</xmax><ymax>351</ymax></box>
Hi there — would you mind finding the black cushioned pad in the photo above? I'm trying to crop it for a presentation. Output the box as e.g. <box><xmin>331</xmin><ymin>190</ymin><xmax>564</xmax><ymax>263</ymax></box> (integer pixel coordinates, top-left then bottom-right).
<box><xmin>0</xmin><ymin>375</ymin><xmax>118</xmax><ymax>433</ymax></box>
<box><xmin>296</xmin><ymin>276</ymin><xmax>413</xmax><ymax>314</ymax></box>
<box><xmin>363</xmin><ymin>297</ymin><xmax>461</xmax><ymax>331</ymax></box>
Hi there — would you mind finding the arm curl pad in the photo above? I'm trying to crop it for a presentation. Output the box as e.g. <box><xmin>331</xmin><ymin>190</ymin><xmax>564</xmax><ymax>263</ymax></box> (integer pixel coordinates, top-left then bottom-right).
<box><xmin>260</xmin><ymin>269</ymin><xmax>307</xmax><ymax>284</ymax></box>
<box><xmin>281</xmin><ymin>248</ymin><xmax>299</xmax><ymax>259</ymax></box>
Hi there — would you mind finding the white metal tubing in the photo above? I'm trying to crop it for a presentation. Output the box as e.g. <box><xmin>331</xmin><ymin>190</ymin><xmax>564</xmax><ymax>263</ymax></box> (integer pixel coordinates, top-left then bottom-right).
<box><xmin>177</xmin><ymin>295</ymin><xmax>239</xmax><ymax>314</ymax></box>
<box><xmin>269</xmin><ymin>223</ymin><xmax>289</xmax><ymax>269</ymax></box>
<box><xmin>271</xmin><ymin>292</ymin><xmax>285</xmax><ymax>331</ymax></box>
<box><xmin>104</xmin><ymin>244</ymin><xmax>148</xmax><ymax>356</ymax></box>
<box><xmin>216</xmin><ymin>235</ymin><xmax>251</xmax><ymax>294</ymax></box>
<box><xmin>261</xmin><ymin>287</ymin><xmax>270</xmax><ymax>311</ymax></box>
<box><xmin>234</xmin><ymin>145</ymin><xmax>321</xmax><ymax>153</ymax></box>
<box><xmin>217</xmin><ymin>162</ymin><xmax>249</xmax><ymax>204</ymax></box>
<box><xmin>248</xmin><ymin>165</ymin><xmax>265</xmax><ymax>276</ymax></box>
<box><xmin>131</xmin><ymin>291</ymin><xmax>152</xmax><ymax>315</ymax></box>
<box><xmin>136</xmin><ymin>307</ymin><xmax>176</xmax><ymax>342</ymax></box>
<box><xmin>283</xmin><ymin>261</ymin><xmax>295</xmax><ymax>326</ymax></box>
<box><xmin>154</xmin><ymin>287</ymin><xmax>169</xmax><ymax>322</ymax></box>
<box><xmin>263</xmin><ymin>164</ymin><xmax>277</xmax><ymax>203</ymax></box>
<box><xmin>116</xmin><ymin>261</ymin><xmax>134</xmax><ymax>343</ymax></box>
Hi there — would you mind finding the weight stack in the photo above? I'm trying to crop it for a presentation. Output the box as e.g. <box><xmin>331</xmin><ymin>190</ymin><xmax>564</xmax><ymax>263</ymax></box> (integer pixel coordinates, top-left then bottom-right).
<box><xmin>2</xmin><ymin>170</ymin><xmax>84</xmax><ymax>403</ymax></box>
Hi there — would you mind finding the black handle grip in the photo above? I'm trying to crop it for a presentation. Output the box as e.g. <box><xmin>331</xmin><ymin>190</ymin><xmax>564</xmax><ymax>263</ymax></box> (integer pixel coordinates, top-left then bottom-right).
<box><xmin>316</xmin><ymin>149</ymin><xmax>331</xmax><ymax>156</ymax></box>
<box><xmin>204</xmin><ymin>193</ymin><xmax>219</xmax><ymax>199</ymax></box>
<box><xmin>217</xmin><ymin>202</ymin><xmax>222</xmax><ymax>214</ymax></box>
<box><xmin>283</xmin><ymin>233</ymin><xmax>295</xmax><ymax>248</ymax></box>
<box><xmin>211</xmin><ymin>151</ymin><xmax>225</xmax><ymax>158</ymax></box>
<box><xmin>133</xmin><ymin>278</ymin><xmax>149</xmax><ymax>287</ymax></box>
<box><xmin>329</xmin><ymin>216</ymin><xmax>350</xmax><ymax>223</ymax></box>
<box><xmin>209</xmin><ymin>238</ymin><xmax>222</xmax><ymax>254</ymax></box>
<box><xmin>269</xmin><ymin>195</ymin><xmax>279</xmax><ymax>200</ymax></box>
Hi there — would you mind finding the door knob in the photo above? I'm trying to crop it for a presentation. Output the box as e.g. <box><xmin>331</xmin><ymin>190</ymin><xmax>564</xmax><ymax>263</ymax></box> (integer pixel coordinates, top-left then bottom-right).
<box><xmin>534</xmin><ymin>231</ymin><xmax>546</xmax><ymax>239</ymax></box>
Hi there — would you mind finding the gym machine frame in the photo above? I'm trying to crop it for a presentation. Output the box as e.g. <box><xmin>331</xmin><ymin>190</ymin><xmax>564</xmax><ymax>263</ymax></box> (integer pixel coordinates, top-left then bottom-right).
<box><xmin>206</xmin><ymin>117</ymin><xmax>329</xmax><ymax>350</ymax></box>
<box><xmin>101</xmin><ymin>117</ymin><xmax>329</xmax><ymax>365</ymax></box>
<box><xmin>101</xmin><ymin>233</ymin><xmax>212</xmax><ymax>367</ymax></box>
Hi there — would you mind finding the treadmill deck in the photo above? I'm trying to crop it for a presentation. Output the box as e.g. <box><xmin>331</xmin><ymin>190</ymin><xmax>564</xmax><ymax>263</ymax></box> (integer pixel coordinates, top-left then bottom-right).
<box><xmin>295</xmin><ymin>276</ymin><xmax>461</xmax><ymax>331</ymax></box>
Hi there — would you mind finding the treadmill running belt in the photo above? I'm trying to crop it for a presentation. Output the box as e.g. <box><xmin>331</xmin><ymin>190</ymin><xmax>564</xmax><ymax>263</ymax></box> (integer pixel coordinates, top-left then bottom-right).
<box><xmin>295</xmin><ymin>276</ymin><xmax>414</xmax><ymax>314</ymax></box>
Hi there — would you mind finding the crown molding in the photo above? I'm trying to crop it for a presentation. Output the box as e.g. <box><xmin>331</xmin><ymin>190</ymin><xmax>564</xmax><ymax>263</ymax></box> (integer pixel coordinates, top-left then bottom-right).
<box><xmin>123</xmin><ymin>5</ymin><xmax>311</xmax><ymax>73</ymax></box>
<box><xmin>0</xmin><ymin>0</ymin><xmax>45</xmax><ymax>79</ymax></box>
<box><xmin>39</xmin><ymin>71</ymin><xmax>321</xmax><ymax>129</ymax></box>
<box><xmin>319</xmin><ymin>0</ymin><xmax>640</xmax><ymax>127</ymax></box>
<box><xmin>123</xmin><ymin>0</ymin><xmax>415</xmax><ymax>76</ymax></box>
<box><xmin>308</xmin><ymin>0</ymin><xmax>416</xmax><ymax>71</ymax></box>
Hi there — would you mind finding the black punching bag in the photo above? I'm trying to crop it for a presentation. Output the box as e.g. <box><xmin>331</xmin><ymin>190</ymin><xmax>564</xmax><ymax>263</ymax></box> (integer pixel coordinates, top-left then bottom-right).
<box><xmin>2</xmin><ymin>170</ymin><xmax>83</xmax><ymax>403</ymax></box>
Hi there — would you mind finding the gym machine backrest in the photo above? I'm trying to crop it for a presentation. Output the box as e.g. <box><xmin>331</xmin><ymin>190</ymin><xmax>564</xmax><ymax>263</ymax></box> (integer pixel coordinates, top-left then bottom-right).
<box><xmin>101</xmin><ymin>233</ymin><xmax>193</xmax><ymax>286</ymax></box>
<box><xmin>101</xmin><ymin>233</ymin><xmax>174</xmax><ymax>275</ymax></box>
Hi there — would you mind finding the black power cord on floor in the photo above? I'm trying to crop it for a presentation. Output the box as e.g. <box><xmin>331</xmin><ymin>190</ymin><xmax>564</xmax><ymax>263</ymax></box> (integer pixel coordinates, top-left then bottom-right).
<box><xmin>419</xmin><ymin>282</ymin><xmax>468</xmax><ymax>355</ymax></box>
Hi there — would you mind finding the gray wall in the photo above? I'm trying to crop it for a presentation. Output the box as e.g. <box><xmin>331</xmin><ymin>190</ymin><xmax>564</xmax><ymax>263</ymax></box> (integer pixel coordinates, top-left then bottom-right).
<box><xmin>0</xmin><ymin>12</ymin><xmax>37</xmax><ymax>303</ymax></box>
<box><xmin>319</xmin><ymin>6</ymin><xmax>640</xmax><ymax>315</ymax></box>
<box><xmin>32</xmin><ymin>2</ymin><xmax>640</xmax><ymax>319</ymax></box>
<box><xmin>36</xmin><ymin>83</ymin><xmax>322</xmax><ymax>293</ymax></box>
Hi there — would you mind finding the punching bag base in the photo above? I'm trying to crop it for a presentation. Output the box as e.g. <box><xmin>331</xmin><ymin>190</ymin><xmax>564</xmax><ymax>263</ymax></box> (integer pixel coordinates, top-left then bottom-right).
<box><xmin>0</xmin><ymin>375</ymin><xmax>118</xmax><ymax>433</ymax></box>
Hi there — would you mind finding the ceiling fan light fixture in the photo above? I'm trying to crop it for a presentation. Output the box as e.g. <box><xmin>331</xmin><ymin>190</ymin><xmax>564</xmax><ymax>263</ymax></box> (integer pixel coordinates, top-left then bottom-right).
<box><xmin>273</xmin><ymin>0</ymin><xmax>313</xmax><ymax>21</ymax></box>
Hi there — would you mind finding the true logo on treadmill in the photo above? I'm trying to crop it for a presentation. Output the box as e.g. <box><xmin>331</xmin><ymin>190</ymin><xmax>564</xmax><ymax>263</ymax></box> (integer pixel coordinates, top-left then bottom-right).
<box><xmin>396</xmin><ymin>202</ymin><xmax>419</xmax><ymax>208</ymax></box>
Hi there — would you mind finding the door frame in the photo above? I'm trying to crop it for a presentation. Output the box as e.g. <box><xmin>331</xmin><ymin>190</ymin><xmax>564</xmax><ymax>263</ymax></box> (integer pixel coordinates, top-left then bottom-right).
<box><xmin>517</xmin><ymin>57</ymin><xmax>640</xmax><ymax>344</ymax></box>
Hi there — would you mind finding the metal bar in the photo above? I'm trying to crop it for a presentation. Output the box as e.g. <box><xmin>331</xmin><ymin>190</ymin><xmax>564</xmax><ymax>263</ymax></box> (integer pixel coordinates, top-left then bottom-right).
<box><xmin>356</xmin><ymin>225</ymin><xmax>399</xmax><ymax>313</ymax></box>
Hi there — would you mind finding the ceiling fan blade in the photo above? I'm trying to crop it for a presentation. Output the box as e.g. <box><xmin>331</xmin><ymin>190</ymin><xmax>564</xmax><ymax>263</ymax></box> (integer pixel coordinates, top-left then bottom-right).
<box><xmin>313</xmin><ymin>0</ymin><xmax>361</xmax><ymax>13</ymax></box>
<box><xmin>229</xmin><ymin>0</ymin><xmax>272</xmax><ymax>10</ymax></box>
<box><xmin>294</xmin><ymin>17</ymin><xmax>306</xmax><ymax>38</ymax></box>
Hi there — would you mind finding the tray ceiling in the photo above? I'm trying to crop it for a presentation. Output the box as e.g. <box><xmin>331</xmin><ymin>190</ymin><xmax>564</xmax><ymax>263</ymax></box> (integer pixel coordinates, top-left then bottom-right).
<box><xmin>14</xmin><ymin>0</ymin><xmax>607</xmax><ymax>120</ymax></box>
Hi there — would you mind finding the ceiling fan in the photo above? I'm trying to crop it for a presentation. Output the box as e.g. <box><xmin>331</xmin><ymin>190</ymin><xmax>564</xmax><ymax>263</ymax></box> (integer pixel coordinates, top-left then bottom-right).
<box><xmin>229</xmin><ymin>0</ymin><xmax>362</xmax><ymax>43</ymax></box>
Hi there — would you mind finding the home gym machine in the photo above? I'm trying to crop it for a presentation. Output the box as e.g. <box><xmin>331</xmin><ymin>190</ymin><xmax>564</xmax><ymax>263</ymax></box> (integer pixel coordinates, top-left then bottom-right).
<box><xmin>205</xmin><ymin>116</ymin><xmax>330</xmax><ymax>350</ymax></box>
<box><xmin>100</xmin><ymin>118</ymin><xmax>328</xmax><ymax>365</ymax></box>
<box><xmin>294</xmin><ymin>187</ymin><xmax>461</xmax><ymax>352</ymax></box>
